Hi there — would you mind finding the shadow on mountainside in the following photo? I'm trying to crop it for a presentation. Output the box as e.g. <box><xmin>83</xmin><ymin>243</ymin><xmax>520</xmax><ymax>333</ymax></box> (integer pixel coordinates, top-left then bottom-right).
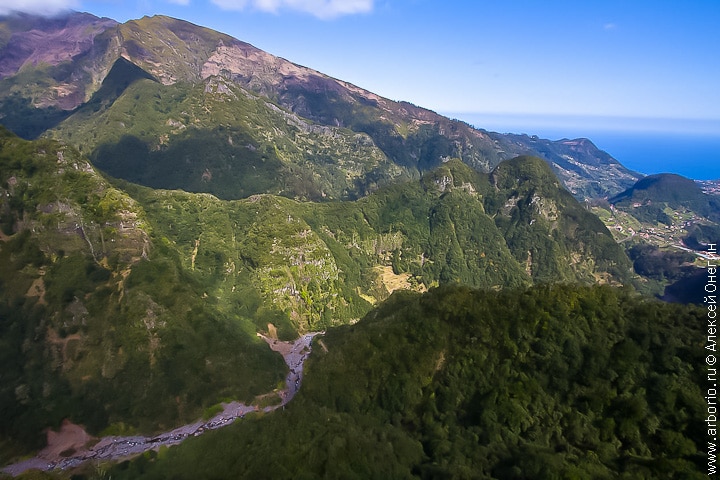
<box><xmin>91</xmin><ymin>130</ymin><xmax>294</xmax><ymax>200</ymax></box>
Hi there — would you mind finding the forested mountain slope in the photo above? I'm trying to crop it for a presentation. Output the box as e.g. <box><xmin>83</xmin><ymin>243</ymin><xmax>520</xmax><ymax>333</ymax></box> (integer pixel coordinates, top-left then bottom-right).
<box><xmin>0</xmin><ymin>126</ymin><xmax>634</xmax><ymax>464</ymax></box>
<box><xmin>0</xmin><ymin>12</ymin><xmax>640</xmax><ymax>200</ymax></box>
<box><xmin>109</xmin><ymin>284</ymin><xmax>706</xmax><ymax>479</ymax></box>
<box><xmin>0</xmin><ymin>10</ymin><xmax>703</xmax><ymax>478</ymax></box>
<box><xmin>0</xmin><ymin>128</ymin><xmax>286</xmax><ymax>461</ymax></box>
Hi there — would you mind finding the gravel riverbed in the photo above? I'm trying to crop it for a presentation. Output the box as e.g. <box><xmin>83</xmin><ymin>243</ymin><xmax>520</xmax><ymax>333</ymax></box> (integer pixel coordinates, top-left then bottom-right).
<box><xmin>3</xmin><ymin>332</ymin><xmax>323</xmax><ymax>477</ymax></box>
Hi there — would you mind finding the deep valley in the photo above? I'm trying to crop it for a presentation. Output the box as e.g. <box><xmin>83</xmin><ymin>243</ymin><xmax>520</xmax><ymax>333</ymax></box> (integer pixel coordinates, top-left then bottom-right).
<box><xmin>0</xmin><ymin>10</ymin><xmax>715</xmax><ymax>479</ymax></box>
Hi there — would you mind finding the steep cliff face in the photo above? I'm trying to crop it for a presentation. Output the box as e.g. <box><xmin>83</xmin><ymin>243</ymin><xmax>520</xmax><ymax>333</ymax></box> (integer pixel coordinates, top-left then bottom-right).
<box><xmin>0</xmin><ymin>127</ymin><xmax>287</xmax><ymax>452</ymax></box>
<box><xmin>493</xmin><ymin>134</ymin><xmax>640</xmax><ymax>199</ymax></box>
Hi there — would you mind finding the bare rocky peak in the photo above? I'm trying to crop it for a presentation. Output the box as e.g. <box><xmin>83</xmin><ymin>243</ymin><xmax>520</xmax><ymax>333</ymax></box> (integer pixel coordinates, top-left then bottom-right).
<box><xmin>199</xmin><ymin>38</ymin><xmax>388</xmax><ymax>111</ymax></box>
<box><xmin>201</xmin><ymin>41</ymin><xmax>317</xmax><ymax>90</ymax></box>
<box><xmin>0</xmin><ymin>12</ymin><xmax>117</xmax><ymax>79</ymax></box>
<box><xmin>0</xmin><ymin>11</ymin><xmax>454</xmax><ymax>128</ymax></box>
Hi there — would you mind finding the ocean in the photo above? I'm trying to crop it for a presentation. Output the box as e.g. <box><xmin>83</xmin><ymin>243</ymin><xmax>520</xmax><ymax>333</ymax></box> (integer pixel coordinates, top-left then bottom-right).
<box><xmin>446</xmin><ymin>113</ymin><xmax>720</xmax><ymax>181</ymax></box>
<box><xmin>543</xmin><ymin>130</ymin><xmax>720</xmax><ymax>181</ymax></box>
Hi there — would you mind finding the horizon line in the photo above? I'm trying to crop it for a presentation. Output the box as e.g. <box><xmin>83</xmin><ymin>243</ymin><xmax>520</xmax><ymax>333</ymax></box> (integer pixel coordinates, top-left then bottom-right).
<box><xmin>441</xmin><ymin>111</ymin><xmax>720</xmax><ymax>136</ymax></box>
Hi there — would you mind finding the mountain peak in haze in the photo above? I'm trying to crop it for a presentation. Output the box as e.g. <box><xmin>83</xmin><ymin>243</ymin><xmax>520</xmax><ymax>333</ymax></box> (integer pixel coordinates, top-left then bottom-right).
<box><xmin>611</xmin><ymin>173</ymin><xmax>702</xmax><ymax>204</ymax></box>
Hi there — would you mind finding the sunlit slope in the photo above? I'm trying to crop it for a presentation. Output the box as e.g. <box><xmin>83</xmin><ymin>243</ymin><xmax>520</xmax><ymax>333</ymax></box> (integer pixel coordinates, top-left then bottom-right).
<box><xmin>50</xmin><ymin>74</ymin><xmax>398</xmax><ymax>201</ymax></box>
<box><xmin>0</xmin><ymin>12</ymin><xmax>640</xmax><ymax>199</ymax></box>
<box><xmin>126</xmin><ymin>157</ymin><xmax>633</xmax><ymax>335</ymax></box>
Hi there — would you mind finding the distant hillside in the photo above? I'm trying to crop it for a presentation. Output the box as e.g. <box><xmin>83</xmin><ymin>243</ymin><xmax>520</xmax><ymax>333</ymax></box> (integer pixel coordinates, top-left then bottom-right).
<box><xmin>610</xmin><ymin>173</ymin><xmax>720</xmax><ymax>226</ymax></box>
<box><xmin>585</xmin><ymin>173</ymin><xmax>720</xmax><ymax>299</ymax></box>
<box><xmin>0</xmin><ymin>11</ymin><xmax>640</xmax><ymax>200</ymax></box>
<box><xmin>124</xmin><ymin>156</ymin><xmax>632</xmax><ymax>334</ymax></box>
<box><xmin>612</xmin><ymin>173</ymin><xmax>707</xmax><ymax>205</ymax></box>
<box><xmin>0</xmin><ymin>12</ymin><xmax>116</xmax><ymax>78</ymax></box>
<box><xmin>1</xmin><ymin>9</ymin><xmax>710</xmax><ymax>480</ymax></box>
<box><xmin>493</xmin><ymin>134</ymin><xmax>640</xmax><ymax>199</ymax></box>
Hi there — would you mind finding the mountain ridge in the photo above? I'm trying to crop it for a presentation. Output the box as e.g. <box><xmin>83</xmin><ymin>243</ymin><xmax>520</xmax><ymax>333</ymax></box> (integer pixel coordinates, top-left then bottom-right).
<box><xmin>0</xmin><ymin>11</ymin><xmax>691</xmax><ymax>472</ymax></box>
<box><xmin>104</xmin><ymin>284</ymin><xmax>707</xmax><ymax>479</ymax></box>
<box><xmin>611</xmin><ymin>173</ymin><xmax>711</xmax><ymax>205</ymax></box>
<box><xmin>0</xmin><ymin>11</ymin><xmax>641</xmax><ymax>200</ymax></box>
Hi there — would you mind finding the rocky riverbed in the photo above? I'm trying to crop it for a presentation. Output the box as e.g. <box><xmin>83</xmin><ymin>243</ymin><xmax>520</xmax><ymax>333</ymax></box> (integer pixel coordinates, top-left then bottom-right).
<box><xmin>2</xmin><ymin>332</ymin><xmax>322</xmax><ymax>477</ymax></box>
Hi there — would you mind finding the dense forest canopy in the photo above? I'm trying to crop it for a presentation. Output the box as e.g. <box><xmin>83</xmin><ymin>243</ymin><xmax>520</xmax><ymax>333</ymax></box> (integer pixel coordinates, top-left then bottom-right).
<box><xmin>104</xmin><ymin>284</ymin><xmax>706</xmax><ymax>479</ymax></box>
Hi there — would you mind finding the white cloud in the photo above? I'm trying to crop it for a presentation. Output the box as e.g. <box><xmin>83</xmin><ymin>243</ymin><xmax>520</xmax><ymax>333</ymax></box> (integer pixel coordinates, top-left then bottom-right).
<box><xmin>603</xmin><ymin>23</ymin><xmax>617</xmax><ymax>31</ymax></box>
<box><xmin>167</xmin><ymin>0</ymin><xmax>191</xmax><ymax>5</ymax></box>
<box><xmin>211</xmin><ymin>0</ymin><xmax>374</xmax><ymax>19</ymax></box>
<box><xmin>0</xmin><ymin>0</ymin><xmax>80</xmax><ymax>15</ymax></box>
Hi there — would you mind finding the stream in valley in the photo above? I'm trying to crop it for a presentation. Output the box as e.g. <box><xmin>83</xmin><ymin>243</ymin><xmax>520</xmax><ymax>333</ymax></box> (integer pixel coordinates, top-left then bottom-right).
<box><xmin>3</xmin><ymin>332</ymin><xmax>322</xmax><ymax>477</ymax></box>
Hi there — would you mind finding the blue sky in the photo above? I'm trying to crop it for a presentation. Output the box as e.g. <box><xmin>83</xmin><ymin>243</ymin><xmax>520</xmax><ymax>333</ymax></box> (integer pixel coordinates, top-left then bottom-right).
<box><xmin>3</xmin><ymin>0</ymin><xmax>720</xmax><ymax>177</ymax></box>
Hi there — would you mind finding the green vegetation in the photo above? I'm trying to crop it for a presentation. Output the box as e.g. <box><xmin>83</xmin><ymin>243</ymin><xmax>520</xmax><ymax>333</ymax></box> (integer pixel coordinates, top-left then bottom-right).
<box><xmin>0</xmin><ymin>127</ymin><xmax>637</xmax><ymax>468</ymax></box>
<box><xmin>0</xmin><ymin>93</ymin><xmax>71</xmax><ymax>140</ymax></box>
<box><xmin>106</xmin><ymin>284</ymin><xmax>706</xmax><ymax>479</ymax></box>
<box><xmin>0</xmin><ymin>13</ymin><xmax>708</xmax><ymax>478</ymax></box>
<box><xmin>124</xmin><ymin>156</ymin><xmax>632</xmax><ymax>334</ymax></box>
<box><xmin>628</xmin><ymin>244</ymin><xmax>696</xmax><ymax>283</ymax></box>
<box><xmin>0</xmin><ymin>62</ymin><xmax>80</xmax><ymax>139</ymax></box>
<box><xmin>610</xmin><ymin>173</ymin><xmax>720</xmax><ymax>231</ymax></box>
<box><xmin>489</xmin><ymin>156</ymin><xmax>631</xmax><ymax>284</ymax></box>
<box><xmin>611</xmin><ymin>174</ymin><xmax>719</xmax><ymax>218</ymax></box>
<box><xmin>684</xmin><ymin>223</ymin><xmax>720</xmax><ymax>251</ymax></box>
<box><xmin>592</xmin><ymin>173</ymin><xmax>720</xmax><ymax>299</ymax></box>
<box><xmin>0</xmin><ymin>128</ymin><xmax>286</xmax><ymax>463</ymax></box>
<box><xmin>1</xmin><ymin>11</ymin><xmax>642</xmax><ymax>205</ymax></box>
<box><xmin>49</xmin><ymin>77</ymin><xmax>399</xmax><ymax>201</ymax></box>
